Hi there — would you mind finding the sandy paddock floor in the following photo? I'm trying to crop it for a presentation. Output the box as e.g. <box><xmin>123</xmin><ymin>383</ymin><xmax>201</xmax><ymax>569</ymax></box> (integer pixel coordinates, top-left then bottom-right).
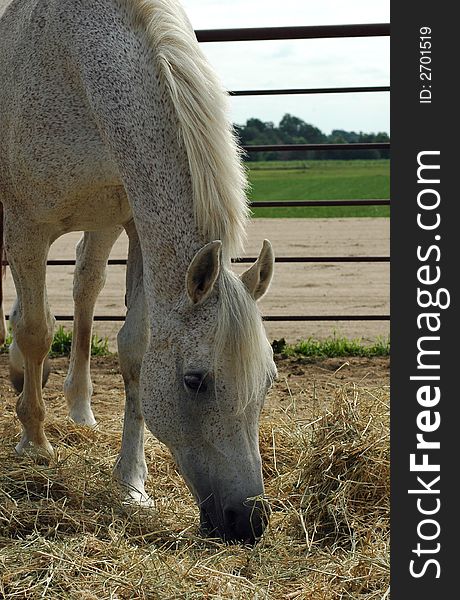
<box><xmin>2</xmin><ymin>217</ymin><xmax>389</xmax><ymax>348</ymax></box>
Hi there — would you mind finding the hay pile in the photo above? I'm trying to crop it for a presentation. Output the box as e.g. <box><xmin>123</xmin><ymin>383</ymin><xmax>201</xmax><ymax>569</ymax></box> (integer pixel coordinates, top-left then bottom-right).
<box><xmin>0</xmin><ymin>360</ymin><xmax>389</xmax><ymax>599</ymax></box>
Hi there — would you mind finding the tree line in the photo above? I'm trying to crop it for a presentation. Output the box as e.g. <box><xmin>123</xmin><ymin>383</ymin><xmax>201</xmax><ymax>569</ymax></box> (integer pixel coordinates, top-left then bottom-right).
<box><xmin>234</xmin><ymin>113</ymin><xmax>390</xmax><ymax>161</ymax></box>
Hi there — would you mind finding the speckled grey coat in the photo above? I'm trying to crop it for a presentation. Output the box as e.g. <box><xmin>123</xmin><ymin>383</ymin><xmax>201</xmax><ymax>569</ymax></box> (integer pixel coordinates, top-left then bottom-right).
<box><xmin>0</xmin><ymin>0</ymin><xmax>276</xmax><ymax>543</ymax></box>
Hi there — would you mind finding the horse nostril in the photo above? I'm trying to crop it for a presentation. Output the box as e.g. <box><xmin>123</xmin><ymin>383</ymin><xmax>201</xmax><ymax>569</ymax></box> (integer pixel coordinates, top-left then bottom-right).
<box><xmin>223</xmin><ymin>499</ymin><xmax>269</xmax><ymax>545</ymax></box>
<box><xmin>224</xmin><ymin>508</ymin><xmax>238</xmax><ymax>531</ymax></box>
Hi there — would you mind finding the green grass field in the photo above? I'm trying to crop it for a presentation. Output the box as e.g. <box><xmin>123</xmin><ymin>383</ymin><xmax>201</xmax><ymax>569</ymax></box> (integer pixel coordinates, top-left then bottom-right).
<box><xmin>246</xmin><ymin>159</ymin><xmax>390</xmax><ymax>218</ymax></box>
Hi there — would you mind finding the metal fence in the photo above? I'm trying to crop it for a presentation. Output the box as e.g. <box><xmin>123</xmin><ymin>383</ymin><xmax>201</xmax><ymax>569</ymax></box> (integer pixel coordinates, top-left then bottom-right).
<box><xmin>4</xmin><ymin>23</ymin><xmax>390</xmax><ymax>324</ymax></box>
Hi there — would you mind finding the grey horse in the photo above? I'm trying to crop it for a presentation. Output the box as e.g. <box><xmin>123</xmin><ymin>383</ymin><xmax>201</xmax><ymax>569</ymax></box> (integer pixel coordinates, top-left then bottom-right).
<box><xmin>0</xmin><ymin>0</ymin><xmax>276</xmax><ymax>543</ymax></box>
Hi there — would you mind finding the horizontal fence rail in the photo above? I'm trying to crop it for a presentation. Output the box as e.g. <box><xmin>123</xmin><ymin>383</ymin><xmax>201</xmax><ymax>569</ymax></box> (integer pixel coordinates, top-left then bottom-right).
<box><xmin>2</xmin><ymin>24</ymin><xmax>390</xmax><ymax>327</ymax></box>
<box><xmin>2</xmin><ymin>256</ymin><xmax>389</xmax><ymax>267</ymax></box>
<box><xmin>229</xmin><ymin>86</ymin><xmax>390</xmax><ymax>96</ymax></box>
<box><xmin>1</xmin><ymin>256</ymin><xmax>386</xmax><ymax>266</ymax></box>
<box><xmin>195</xmin><ymin>24</ymin><xmax>390</xmax><ymax>42</ymax></box>
<box><xmin>243</xmin><ymin>142</ymin><xmax>390</xmax><ymax>153</ymax></box>
<box><xmin>263</xmin><ymin>315</ymin><xmax>390</xmax><ymax>322</ymax></box>
<box><xmin>234</xmin><ymin>257</ymin><xmax>389</xmax><ymax>263</ymax></box>
<box><xmin>4</xmin><ymin>315</ymin><xmax>390</xmax><ymax>323</ymax></box>
<box><xmin>251</xmin><ymin>199</ymin><xmax>390</xmax><ymax>207</ymax></box>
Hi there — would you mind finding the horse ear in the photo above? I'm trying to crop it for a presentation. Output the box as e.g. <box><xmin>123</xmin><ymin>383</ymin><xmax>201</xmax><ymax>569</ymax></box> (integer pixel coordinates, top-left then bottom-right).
<box><xmin>240</xmin><ymin>239</ymin><xmax>274</xmax><ymax>301</ymax></box>
<box><xmin>186</xmin><ymin>241</ymin><xmax>222</xmax><ymax>304</ymax></box>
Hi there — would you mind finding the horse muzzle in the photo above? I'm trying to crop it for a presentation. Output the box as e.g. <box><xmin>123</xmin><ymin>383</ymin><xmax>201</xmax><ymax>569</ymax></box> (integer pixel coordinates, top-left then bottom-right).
<box><xmin>199</xmin><ymin>496</ymin><xmax>270</xmax><ymax>545</ymax></box>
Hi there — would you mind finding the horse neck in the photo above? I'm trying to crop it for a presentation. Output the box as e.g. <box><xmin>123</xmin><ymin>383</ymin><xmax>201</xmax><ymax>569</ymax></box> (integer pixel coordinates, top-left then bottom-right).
<box><xmin>74</xmin><ymin>1</ymin><xmax>209</xmax><ymax>309</ymax></box>
<box><xmin>122</xmin><ymin>110</ymin><xmax>205</xmax><ymax>309</ymax></box>
<box><xmin>117</xmin><ymin>110</ymin><xmax>204</xmax><ymax>309</ymax></box>
<box><xmin>127</xmin><ymin>130</ymin><xmax>206</xmax><ymax>311</ymax></box>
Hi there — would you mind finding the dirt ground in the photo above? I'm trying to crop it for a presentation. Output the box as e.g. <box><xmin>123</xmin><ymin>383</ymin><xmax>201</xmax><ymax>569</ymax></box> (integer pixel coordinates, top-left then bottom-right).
<box><xmin>0</xmin><ymin>353</ymin><xmax>390</xmax><ymax>424</ymax></box>
<box><xmin>2</xmin><ymin>217</ymin><xmax>389</xmax><ymax>349</ymax></box>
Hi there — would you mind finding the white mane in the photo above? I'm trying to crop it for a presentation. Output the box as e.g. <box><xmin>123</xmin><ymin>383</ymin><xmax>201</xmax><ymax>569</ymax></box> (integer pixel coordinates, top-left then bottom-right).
<box><xmin>216</xmin><ymin>269</ymin><xmax>275</xmax><ymax>412</ymax></box>
<box><xmin>129</xmin><ymin>0</ymin><xmax>273</xmax><ymax>409</ymax></box>
<box><xmin>130</xmin><ymin>0</ymin><xmax>250</xmax><ymax>260</ymax></box>
<box><xmin>0</xmin><ymin>0</ymin><xmax>13</xmax><ymax>20</ymax></box>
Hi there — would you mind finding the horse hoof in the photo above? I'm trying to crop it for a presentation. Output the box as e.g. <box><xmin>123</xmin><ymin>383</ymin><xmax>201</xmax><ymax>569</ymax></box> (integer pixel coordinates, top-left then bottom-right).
<box><xmin>69</xmin><ymin>408</ymin><xmax>97</xmax><ymax>428</ymax></box>
<box><xmin>123</xmin><ymin>491</ymin><xmax>155</xmax><ymax>508</ymax></box>
<box><xmin>118</xmin><ymin>483</ymin><xmax>154</xmax><ymax>508</ymax></box>
<box><xmin>15</xmin><ymin>433</ymin><xmax>55</xmax><ymax>461</ymax></box>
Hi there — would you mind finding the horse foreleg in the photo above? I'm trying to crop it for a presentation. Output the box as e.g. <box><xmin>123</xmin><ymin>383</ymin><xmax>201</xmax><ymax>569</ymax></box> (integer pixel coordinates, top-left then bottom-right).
<box><xmin>0</xmin><ymin>201</ymin><xmax>5</xmax><ymax>347</ymax></box>
<box><xmin>5</xmin><ymin>221</ymin><xmax>55</xmax><ymax>457</ymax></box>
<box><xmin>0</xmin><ymin>304</ymin><xmax>6</xmax><ymax>347</ymax></box>
<box><xmin>63</xmin><ymin>227</ymin><xmax>122</xmax><ymax>426</ymax></box>
<box><xmin>8</xmin><ymin>299</ymin><xmax>52</xmax><ymax>394</ymax></box>
<box><xmin>113</xmin><ymin>221</ymin><xmax>151</xmax><ymax>504</ymax></box>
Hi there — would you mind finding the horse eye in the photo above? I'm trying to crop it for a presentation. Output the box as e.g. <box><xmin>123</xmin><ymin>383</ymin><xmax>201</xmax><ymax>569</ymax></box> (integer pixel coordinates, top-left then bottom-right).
<box><xmin>184</xmin><ymin>372</ymin><xmax>208</xmax><ymax>393</ymax></box>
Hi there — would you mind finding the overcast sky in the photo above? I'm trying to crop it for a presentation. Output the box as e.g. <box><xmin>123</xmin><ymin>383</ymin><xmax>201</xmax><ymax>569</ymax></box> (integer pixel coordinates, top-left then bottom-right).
<box><xmin>180</xmin><ymin>0</ymin><xmax>390</xmax><ymax>135</ymax></box>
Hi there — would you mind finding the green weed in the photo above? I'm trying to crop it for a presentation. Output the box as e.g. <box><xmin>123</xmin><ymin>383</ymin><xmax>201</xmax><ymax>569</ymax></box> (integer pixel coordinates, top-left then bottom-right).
<box><xmin>272</xmin><ymin>335</ymin><xmax>390</xmax><ymax>358</ymax></box>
